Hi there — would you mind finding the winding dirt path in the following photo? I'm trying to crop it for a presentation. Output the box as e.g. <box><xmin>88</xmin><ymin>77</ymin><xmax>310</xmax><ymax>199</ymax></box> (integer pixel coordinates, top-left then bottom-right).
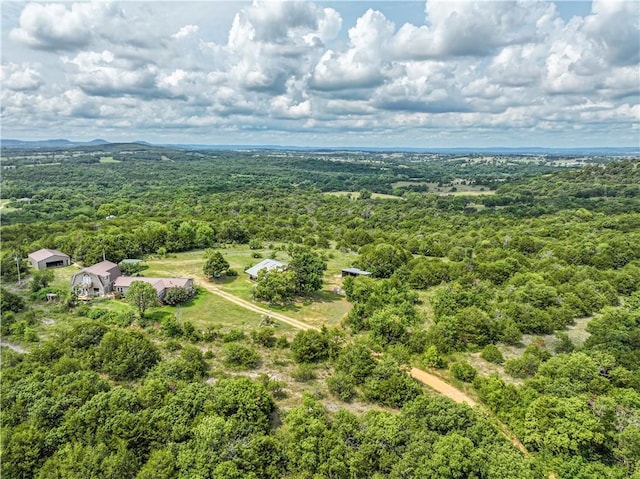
<box><xmin>409</xmin><ymin>367</ymin><xmax>476</xmax><ymax>406</ymax></box>
<box><xmin>198</xmin><ymin>280</ymin><xmax>534</xmax><ymax>461</ymax></box>
<box><xmin>0</xmin><ymin>339</ymin><xmax>27</xmax><ymax>354</ymax></box>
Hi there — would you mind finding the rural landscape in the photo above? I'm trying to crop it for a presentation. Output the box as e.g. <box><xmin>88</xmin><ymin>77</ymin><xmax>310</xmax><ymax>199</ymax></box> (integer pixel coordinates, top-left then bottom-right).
<box><xmin>2</xmin><ymin>0</ymin><xmax>639</xmax><ymax>478</ymax></box>
<box><xmin>1</xmin><ymin>142</ymin><xmax>639</xmax><ymax>478</ymax></box>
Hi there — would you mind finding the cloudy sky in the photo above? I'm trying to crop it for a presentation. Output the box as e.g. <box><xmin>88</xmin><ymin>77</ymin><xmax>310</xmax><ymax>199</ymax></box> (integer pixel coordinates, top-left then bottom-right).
<box><xmin>1</xmin><ymin>1</ymin><xmax>639</xmax><ymax>147</ymax></box>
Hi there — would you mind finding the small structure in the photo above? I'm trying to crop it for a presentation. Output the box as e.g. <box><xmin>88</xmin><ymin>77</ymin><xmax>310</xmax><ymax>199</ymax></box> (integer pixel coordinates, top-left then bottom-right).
<box><xmin>245</xmin><ymin>259</ymin><xmax>287</xmax><ymax>280</ymax></box>
<box><xmin>71</xmin><ymin>260</ymin><xmax>121</xmax><ymax>297</ymax></box>
<box><xmin>28</xmin><ymin>248</ymin><xmax>71</xmax><ymax>270</ymax></box>
<box><xmin>113</xmin><ymin>276</ymin><xmax>193</xmax><ymax>300</ymax></box>
<box><xmin>341</xmin><ymin>267</ymin><xmax>372</xmax><ymax>278</ymax></box>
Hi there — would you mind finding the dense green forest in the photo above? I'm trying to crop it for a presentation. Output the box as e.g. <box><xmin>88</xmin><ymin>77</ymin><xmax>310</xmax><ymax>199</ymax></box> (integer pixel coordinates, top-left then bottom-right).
<box><xmin>1</xmin><ymin>145</ymin><xmax>639</xmax><ymax>478</ymax></box>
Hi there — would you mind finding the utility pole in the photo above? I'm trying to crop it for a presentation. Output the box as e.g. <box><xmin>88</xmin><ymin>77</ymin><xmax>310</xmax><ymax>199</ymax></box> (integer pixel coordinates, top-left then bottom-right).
<box><xmin>14</xmin><ymin>255</ymin><xmax>21</xmax><ymax>284</ymax></box>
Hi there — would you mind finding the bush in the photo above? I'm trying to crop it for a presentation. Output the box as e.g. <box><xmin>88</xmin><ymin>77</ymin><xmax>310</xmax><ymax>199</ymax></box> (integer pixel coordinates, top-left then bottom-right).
<box><xmin>422</xmin><ymin>345</ymin><xmax>447</xmax><ymax>369</ymax></box>
<box><xmin>505</xmin><ymin>354</ymin><xmax>540</xmax><ymax>378</ymax></box>
<box><xmin>251</xmin><ymin>327</ymin><xmax>276</xmax><ymax>348</ymax></box>
<box><xmin>226</xmin><ymin>268</ymin><xmax>238</xmax><ymax>277</ymax></box>
<box><xmin>450</xmin><ymin>360</ymin><xmax>477</xmax><ymax>382</ymax></box>
<box><xmin>222</xmin><ymin>329</ymin><xmax>246</xmax><ymax>343</ymax></box>
<box><xmin>480</xmin><ymin>344</ymin><xmax>504</xmax><ymax>364</ymax></box>
<box><xmin>223</xmin><ymin>343</ymin><xmax>260</xmax><ymax>369</ymax></box>
<box><xmin>291</xmin><ymin>364</ymin><xmax>317</xmax><ymax>382</ymax></box>
<box><xmin>327</xmin><ymin>373</ymin><xmax>357</xmax><ymax>402</ymax></box>
<box><xmin>291</xmin><ymin>330</ymin><xmax>329</xmax><ymax>363</ymax></box>
<box><xmin>163</xmin><ymin>286</ymin><xmax>195</xmax><ymax>305</ymax></box>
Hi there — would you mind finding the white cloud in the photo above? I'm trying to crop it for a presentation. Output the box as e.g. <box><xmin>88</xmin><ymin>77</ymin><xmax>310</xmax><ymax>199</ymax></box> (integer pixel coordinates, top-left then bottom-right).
<box><xmin>172</xmin><ymin>24</ymin><xmax>199</xmax><ymax>40</ymax></box>
<box><xmin>2</xmin><ymin>1</ymin><xmax>639</xmax><ymax>146</ymax></box>
<box><xmin>1</xmin><ymin>62</ymin><xmax>44</xmax><ymax>91</ymax></box>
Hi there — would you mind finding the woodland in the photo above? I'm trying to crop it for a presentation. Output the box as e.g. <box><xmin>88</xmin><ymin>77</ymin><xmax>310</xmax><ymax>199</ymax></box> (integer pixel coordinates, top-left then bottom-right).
<box><xmin>1</xmin><ymin>144</ymin><xmax>639</xmax><ymax>479</ymax></box>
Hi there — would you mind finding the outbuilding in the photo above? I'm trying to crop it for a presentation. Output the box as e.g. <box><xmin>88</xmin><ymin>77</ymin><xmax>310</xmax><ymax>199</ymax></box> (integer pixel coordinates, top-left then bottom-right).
<box><xmin>245</xmin><ymin>259</ymin><xmax>287</xmax><ymax>280</ymax></box>
<box><xmin>28</xmin><ymin>249</ymin><xmax>71</xmax><ymax>270</ymax></box>
<box><xmin>341</xmin><ymin>267</ymin><xmax>372</xmax><ymax>278</ymax></box>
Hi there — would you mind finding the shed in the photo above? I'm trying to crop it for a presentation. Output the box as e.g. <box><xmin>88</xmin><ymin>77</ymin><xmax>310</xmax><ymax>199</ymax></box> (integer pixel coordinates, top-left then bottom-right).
<box><xmin>341</xmin><ymin>267</ymin><xmax>372</xmax><ymax>278</ymax></box>
<box><xmin>28</xmin><ymin>249</ymin><xmax>71</xmax><ymax>270</ymax></box>
<box><xmin>245</xmin><ymin>259</ymin><xmax>287</xmax><ymax>280</ymax></box>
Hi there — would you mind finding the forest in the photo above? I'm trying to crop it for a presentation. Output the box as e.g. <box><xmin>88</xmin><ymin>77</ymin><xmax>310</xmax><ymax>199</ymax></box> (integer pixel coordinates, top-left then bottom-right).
<box><xmin>1</xmin><ymin>144</ymin><xmax>639</xmax><ymax>479</ymax></box>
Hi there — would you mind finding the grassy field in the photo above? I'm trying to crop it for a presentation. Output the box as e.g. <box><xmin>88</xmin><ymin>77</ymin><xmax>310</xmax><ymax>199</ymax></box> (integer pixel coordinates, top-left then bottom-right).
<box><xmin>323</xmin><ymin>191</ymin><xmax>404</xmax><ymax>200</ymax></box>
<box><xmin>392</xmin><ymin>181</ymin><xmax>496</xmax><ymax>196</ymax></box>
<box><xmin>99</xmin><ymin>156</ymin><xmax>121</xmax><ymax>163</ymax></box>
<box><xmin>145</xmin><ymin>246</ymin><xmax>357</xmax><ymax>327</ymax></box>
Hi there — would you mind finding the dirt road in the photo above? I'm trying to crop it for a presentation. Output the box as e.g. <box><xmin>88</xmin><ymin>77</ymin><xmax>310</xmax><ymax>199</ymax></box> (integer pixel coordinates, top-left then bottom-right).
<box><xmin>198</xmin><ymin>279</ymin><xmax>535</xmax><ymax>461</ymax></box>
<box><xmin>198</xmin><ymin>281</ymin><xmax>319</xmax><ymax>331</ymax></box>
<box><xmin>0</xmin><ymin>339</ymin><xmax>27</xmax><ymax>354</ymax></box>
<box><xmin>409</xmin><ymin>367</ymin><xmax>477</xmax><ymax>406</ymax></box>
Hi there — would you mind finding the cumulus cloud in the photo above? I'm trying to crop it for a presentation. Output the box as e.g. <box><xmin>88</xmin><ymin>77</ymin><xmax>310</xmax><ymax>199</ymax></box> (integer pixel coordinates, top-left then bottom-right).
<box><xmin>1</xmin><ymin>62</ymin><xmax>44</xmax><ymax>91</ymax></box>
<box><xmin>2</xmin><ymin>0</ymin><xmax>638</xmax><ymax>146</ymax></box>
<box><xmin>10</xmin><ymin>2</ymin><xmax>121</xmax><ymax>51</ymax></box>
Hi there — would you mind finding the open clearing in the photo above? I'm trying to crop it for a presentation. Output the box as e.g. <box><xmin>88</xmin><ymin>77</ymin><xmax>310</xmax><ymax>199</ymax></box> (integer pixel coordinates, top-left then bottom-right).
<box><xmin>323</xmin><ymin>191</ymin><xmax>404</xmax><ymax>200</ymax></box>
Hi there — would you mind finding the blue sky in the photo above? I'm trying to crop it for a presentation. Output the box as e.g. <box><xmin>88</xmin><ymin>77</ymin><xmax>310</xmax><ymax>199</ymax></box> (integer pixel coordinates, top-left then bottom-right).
<box><xmin>1</xmin><ymin>1</ymin><xmax>638</xmax><ymax>147</ymax></box>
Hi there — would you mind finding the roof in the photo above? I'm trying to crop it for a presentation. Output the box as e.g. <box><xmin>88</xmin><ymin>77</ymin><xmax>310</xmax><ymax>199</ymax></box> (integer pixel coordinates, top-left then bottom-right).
<box><xmin>113</xmin><ymin>276</ymin><xmax>192</xmax><ymax>293</ymax></box>
<box><xmin>114</xmin><ymin>276</ymin><xmax>191</xmax><ymax>288</ymax></box>
<box><xmin>245</xmin><ymin>259</ymin><xmax>287</xmax><ymax>278</ymax></box>
<box><xmin>28</xmin><ymin>248</ymin><xmax>69</xmax><ymax>262</ymax></box>
<box><xmin>119</xmin><ymin>259</ymin><xmax>144</xmax><ymax>265</ymax></box>
<box><xmin>342</xmin><ymin>267</ymin><xmax>372</xmax><ymax>276</ymax></box>
<box><xmin>83</xmin><ymin>260</ymin><xmax>121</xmax><ymax>277</ymax></box>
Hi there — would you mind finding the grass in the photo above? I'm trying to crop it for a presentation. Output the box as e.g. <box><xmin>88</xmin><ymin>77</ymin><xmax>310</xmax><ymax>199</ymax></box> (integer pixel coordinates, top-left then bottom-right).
<box><xmin>323</xmin><ymin>191</ymin><xmax>404</xmax><ymax>200</ymax></box>
<box><xmin>392</xmin><ymin>181</ymin><xmax>496</xmax><ymax>196</ymax></box>
<box><xmin>0</xmin><ymin>199</ymin><xmax>17</xmax><ymax>213</ymax></box>
<box><xmin>145</xmin><ymin>246</ymin><xmax>358</xmax><ymax>327</ymax></box>
<box><xmin>99</xmin><ymin>156</ymin><xmax>121</xmax><ymax>163</ymax></box>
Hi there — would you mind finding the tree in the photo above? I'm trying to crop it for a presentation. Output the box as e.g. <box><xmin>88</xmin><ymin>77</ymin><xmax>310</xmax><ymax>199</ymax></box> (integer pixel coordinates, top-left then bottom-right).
<box><xmin>203</xmin><ymin>251</ymin><xmax>229</xmax><ymax>279</ymax></box>
<box><xmin>288</xmin><ymin>245</ymin><xmax>327</xmax><ymax>295</ymax></box>
<box><xmin>126</xmin><ymin>281</ymin><xmax>158</xmax><ymax>318</ymax></box>
<box><xmin>97</xmin><ymin>329</ymin><xmax>160</xmax><ymax>380</ymax></box>
<box><xmin>291</xmin><ymin>330</ymin><xmax>329</xmax><ymax>363</ymax></box>
<box><xmin>254</xmin><ymin>269</ymin><xmax>296</xmax><ymax>304</ymax></box>
<box><xmin>163</xmin><ymin>286</ymin><xmax>194</xmax><ymax>305</ymax></box>
<box><xmin>481</xmin><ymin>344</ymin><xmax>504</xmax><ymax>364</ymax></box>
<box><xmin>356</xmin><ymin>243</ymin><xmax>411</xmax><ymax>278</ymax></box>
<box><xmin>30</xmin><ymin>269</ymin><xmax>54</xmax><ymax>293</ymax></box>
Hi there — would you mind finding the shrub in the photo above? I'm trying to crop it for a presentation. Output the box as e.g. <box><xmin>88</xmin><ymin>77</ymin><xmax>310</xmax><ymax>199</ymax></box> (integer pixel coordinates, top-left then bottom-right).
<box><xmin>222</xmin><ymin>329</ymin><xmax>246</xmax><ymax>343</ymax></box>
<box><xmin>480</xmin><ymin>344</ymin><xmax>504</xmax><ymax>364</ymax></box>
<box><xmin>291</xmin><ymin>364</ymin><xmax>317</xmax><ymax>382</ymax></box>
<box><xmin>251</xmin><ymin>327</ymin><xmax>276</xmax><ymax>348</ymax></box>
<box><xmin>327</xmin><ymin>373</ymin><xmax>357</xmax><ymax>402</ymax></box>
<box><xmin>422</xmin><ymin>345</ymin><xmax>447</xmax><ymax>369</ymax></box>
<box><xmin>223</xmin><ymin>343</ymin><xmax>260</xmax><ymax>369</ymax></box>
<box><xmin>163</xmin><ymin>286</ymin><xmax>195</xmax><ymax>305</ymax></box>
<box><xmin>291</xmin><ymin>330</ymin><xmax>329</xmax><ymax>363</ymax></box>
<box><xmin>450</xmin><ymin>360</ymin><xmax>477</xmax><ymax>382</ymax></box>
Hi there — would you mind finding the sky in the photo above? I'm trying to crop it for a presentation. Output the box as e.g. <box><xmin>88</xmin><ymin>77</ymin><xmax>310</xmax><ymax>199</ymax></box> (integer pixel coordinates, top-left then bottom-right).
<box><xmin>1</xmin><ymin>0</ymin><xmax>639</xmax><ymax>148</ymax></box>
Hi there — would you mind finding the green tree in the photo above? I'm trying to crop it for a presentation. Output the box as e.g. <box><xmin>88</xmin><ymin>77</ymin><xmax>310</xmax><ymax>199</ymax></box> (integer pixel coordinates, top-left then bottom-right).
<box><xmin>30</xmin><ymin>269</ymin><xmax>54</xmax><ymax>293</ymax></box>
<box><xmin>97</xmin><ymin>329</ymin><xmax>160</xmax><ymax>380</ymax></box>
<box><xmin>291</xmin><ymin>330</ymin><xmax>329</xmax><ymax>363</ymax></box>
<box><xmin>126</xmin><ymin>281</ymin><xmax>158</xmax><ymax>318</ymax></box>
<box><xmin>162</xmin><ymin>286</ymin><xmax>194</xmax><ymax>305</ymax></box>
<box><xmin>288</xmin><ymin>245</ymin><xmax>327</xmax><ymax>295</ymax></box>
<box><xmin>356</xmin><ymin>243</ymin><xmax>411</xmax><ymax>278</ymax></box>
<box><xmin>203</xmin><ymin>251</ymin><xmax>229</xmax><ymax>279</ymax></box>
<box><xmin>254</xmin><ymin>269</ymin><xmax>296</xmax><ymax>304</ymax></box>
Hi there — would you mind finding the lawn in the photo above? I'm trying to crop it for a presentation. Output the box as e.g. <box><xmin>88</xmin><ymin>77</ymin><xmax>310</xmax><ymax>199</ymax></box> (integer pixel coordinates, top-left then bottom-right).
<box><xmin>323</xmin><ymin>191</ymin><xmax>404</xmax><ymax>200</ymax></box>
<box><xmin>144</xmin><ymin>245</ymin><xmax>358</xmax><ymax>327</ymax></box>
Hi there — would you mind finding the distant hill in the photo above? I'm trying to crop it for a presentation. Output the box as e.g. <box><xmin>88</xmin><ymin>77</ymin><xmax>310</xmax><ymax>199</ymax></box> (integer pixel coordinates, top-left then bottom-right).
<box><xmin>1</xmin><ymin>138</ymin><xmax>110</xmax><ymax>148</ymax></box>
<box><xmin>2</xmin><ymin>138</ymin><xmax>638</xmax><ymax>156</ymax></box>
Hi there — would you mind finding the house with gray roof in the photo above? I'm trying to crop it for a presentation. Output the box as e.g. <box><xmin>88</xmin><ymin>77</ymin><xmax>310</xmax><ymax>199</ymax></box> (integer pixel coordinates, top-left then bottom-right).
<box><xmin>71</xmin><ymin>260</ymin><xmax>121</xmax><ymax>297</ymax></box>
<box><xmin>245</xmin><ymin>259</ymin><xmax>287</xmax><ymax>280</ymax></box>
<box><xmin>28</xmin><ymin>249</ymin><xmax>71</xmax><ymax>270</ymax></box>
<box><xmin>113</xmin><ymin>276</ymin><xmax>193</xmax><ymax>300</ymax></box>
